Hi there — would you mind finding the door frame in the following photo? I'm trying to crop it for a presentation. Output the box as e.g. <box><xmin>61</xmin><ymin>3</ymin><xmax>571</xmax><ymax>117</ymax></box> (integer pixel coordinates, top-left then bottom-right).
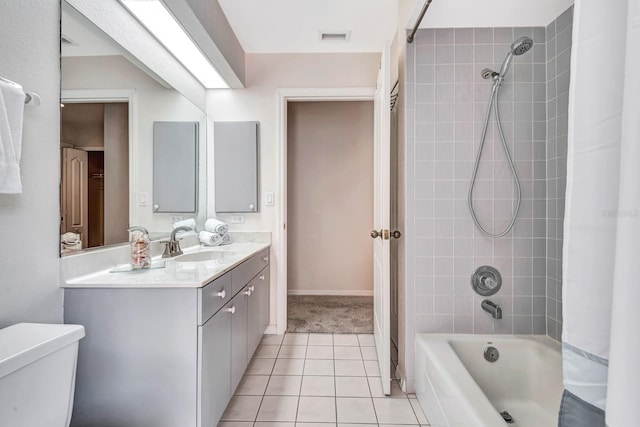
<box><xmin>275</xmin><ymin>87</ymin><xmax>376</xmax><ymax>334</ymax></box>
<box><xmin>61</xmin><ymin>89</ymin><xmax>136</xmax><ymax>228</ymax></box>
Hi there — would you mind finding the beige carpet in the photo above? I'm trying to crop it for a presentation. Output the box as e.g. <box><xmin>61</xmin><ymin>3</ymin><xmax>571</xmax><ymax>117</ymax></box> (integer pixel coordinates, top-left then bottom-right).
<box><xmin>287</xmin><ymin>295</ymin><xmax>373</xmax><ymax>334</ymax></box>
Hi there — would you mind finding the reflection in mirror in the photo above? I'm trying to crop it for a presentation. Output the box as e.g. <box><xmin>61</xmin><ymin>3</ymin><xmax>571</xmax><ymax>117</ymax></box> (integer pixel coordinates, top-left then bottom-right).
<box><xmin>60</xmin><ymin>2</ymin><xmax>207</xmax><ymax>253</ymax></box>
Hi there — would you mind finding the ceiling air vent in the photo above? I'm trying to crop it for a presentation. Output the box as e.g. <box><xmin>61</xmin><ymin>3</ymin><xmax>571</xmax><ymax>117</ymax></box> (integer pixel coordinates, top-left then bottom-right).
<box><xmin>319</xmin><ymin>31</ymin><xmax>351</xmax><ymax>42</ymax></box>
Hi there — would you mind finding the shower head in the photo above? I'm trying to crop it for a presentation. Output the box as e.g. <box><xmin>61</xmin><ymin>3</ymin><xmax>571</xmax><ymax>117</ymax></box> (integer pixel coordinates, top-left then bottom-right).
<box><xmin>510</xmin><ymin>36</ymin><xmax>534</xmax><ymax>56</ymax></box>
<box><xmin>497</xmin><ymin>36</ymin><xmax>535</xmax><ymax>78</ymax></box>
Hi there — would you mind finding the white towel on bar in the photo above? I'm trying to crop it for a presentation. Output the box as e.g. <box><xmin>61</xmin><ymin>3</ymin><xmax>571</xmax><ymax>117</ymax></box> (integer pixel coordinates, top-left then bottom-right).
<box><xmin>0</xmin><ymin>79</ymin><xmax>26</xmax><ymax>194</ymax></box>
<box><xmin>173</xmin><ymin>218</ymin><xmax>197</xmax><ymax>232</ymax></box>
<box><xmin>221</xmin><ymin>233</ymin><xmax>231</xmax><ymax>245</ymax></box>
<box><xmin>204</xmin><ymin>218</ymin><xmax>229</xmax><ymax>235</ymax></box>
<box><xmin>199</xmin><ymin>231</ymin><xmax>223</xmax><ymax>246</ymax></box>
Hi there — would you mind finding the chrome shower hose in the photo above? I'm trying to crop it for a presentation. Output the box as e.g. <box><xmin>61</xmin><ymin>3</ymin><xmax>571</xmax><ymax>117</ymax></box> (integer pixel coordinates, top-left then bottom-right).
<box><xmin>468</xmin><ymin>80</ymin><xmax>521</xmax><ymax>238</ymax></box>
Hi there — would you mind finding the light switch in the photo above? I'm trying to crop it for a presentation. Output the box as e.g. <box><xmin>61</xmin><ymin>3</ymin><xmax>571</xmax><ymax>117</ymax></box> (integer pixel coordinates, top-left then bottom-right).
<box><xmin>265</xmin><ymin>192</ymin><xmax>274</xmax><ymax>206</ymax></box>
<box><xmin>231</xmin><ymin>215</ymin><xmax>245</xmax><ymax>224</ymax></box>
<box><xmin>138</xmin><ymin>192</ymin><xmax>149</xmax><ymax>206</ymax></box>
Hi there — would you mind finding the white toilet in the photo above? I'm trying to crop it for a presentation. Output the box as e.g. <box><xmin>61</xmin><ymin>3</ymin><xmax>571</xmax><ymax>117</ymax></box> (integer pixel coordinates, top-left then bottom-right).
<box><xmin>0</xmin><ymin>323</ymin><xmax>85</xmax><ymax>427</ymax></box>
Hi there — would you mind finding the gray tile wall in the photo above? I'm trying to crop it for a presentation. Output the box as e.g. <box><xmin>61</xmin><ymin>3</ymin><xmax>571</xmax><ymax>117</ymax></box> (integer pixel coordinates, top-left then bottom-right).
<box><xmin>545</xmin><ymin>7</ymin><xmax>573</xmax><ymax>341</ymax></box>
<box><xmin>406</xmin><ymin>26</ymin><xmax>548</xmax><ymax>335</ymax></box>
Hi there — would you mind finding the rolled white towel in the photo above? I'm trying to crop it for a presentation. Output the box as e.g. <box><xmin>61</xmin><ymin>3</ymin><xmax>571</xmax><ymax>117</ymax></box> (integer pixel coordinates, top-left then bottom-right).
<box><xmin>221</xmin><ymin>233</ymin><xmax>231</xmax><ymax>245</ymax></box>
<box><xmin>204</xmin><ymin>218</ymin><xmax>229</xmax><ymax>235</ymax></box>
<box><xmin>199</xmin><ymin>231</ymin><xmax>223</xmax><ymax>246</ymax></box>
<box><xmin>173</xmin><ymin>218</ymin><xmax>197</xmax><ymax>231</ymax></box>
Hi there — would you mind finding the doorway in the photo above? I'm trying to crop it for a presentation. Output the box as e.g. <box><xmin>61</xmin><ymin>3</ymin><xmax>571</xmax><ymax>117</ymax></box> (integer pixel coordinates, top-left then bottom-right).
<box><xmin>286</xmin><ymin>100</ymin><xmax>374</xmax><ymax>334</ymax></box>
<box><xmin>60</xmin><ymin>101</ymin><xmax>129</xmax><ymax>251</ymax></box>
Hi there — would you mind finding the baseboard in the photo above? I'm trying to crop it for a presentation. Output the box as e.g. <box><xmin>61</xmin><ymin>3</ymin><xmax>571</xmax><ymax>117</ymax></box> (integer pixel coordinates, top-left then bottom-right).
<box><xmin>287</xmin><ymin>290</ymin><xmax>374</xmax><ymax>297</ymax></box>
<box><xmin>263</xmin><ymin>325</ymin><xmax>277</xmax><ymax>335</ymax></box>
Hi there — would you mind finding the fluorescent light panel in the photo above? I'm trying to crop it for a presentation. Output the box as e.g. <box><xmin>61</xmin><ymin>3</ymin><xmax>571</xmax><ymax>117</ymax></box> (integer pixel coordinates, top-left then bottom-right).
<box><xmin>120</xmin><ymin>0</ymin><xmax>229</xmax><ymax>89</ymax></box>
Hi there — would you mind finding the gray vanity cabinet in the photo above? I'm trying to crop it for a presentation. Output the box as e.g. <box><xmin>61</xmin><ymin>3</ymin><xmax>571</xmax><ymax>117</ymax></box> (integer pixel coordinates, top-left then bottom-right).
<box><xmin>230</xmin><ymin>284</ymin><xmax>249</xmax><ymax>392</ymax></box>
<box><xmin>199</xmin><ymin>299</ymin><xmax>232</xmax><ymax>427</ymax></box>
<box><xmin>64</xmin><ymin>248</ymin><xmax>270</xmax><ymax>427</ymax></box>
<box><xmin>248</xmin><ymin>266</ymin><xmax>270</xmax><ymax>359</ymax></box>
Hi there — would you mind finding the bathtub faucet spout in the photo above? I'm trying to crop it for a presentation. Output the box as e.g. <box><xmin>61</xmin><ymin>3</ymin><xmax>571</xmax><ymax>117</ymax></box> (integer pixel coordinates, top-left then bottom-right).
<box><xmin>481</xmin><ymin>299</ymin><xmax>502</xmax><ymax>319</ymax></box>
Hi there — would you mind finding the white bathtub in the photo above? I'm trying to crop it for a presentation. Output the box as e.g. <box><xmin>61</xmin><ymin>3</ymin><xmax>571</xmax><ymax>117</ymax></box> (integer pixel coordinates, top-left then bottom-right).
<box><xmin>415</xmin><ymin>334</ymin><xmax>562</xmax><ymax>427</ymax></box>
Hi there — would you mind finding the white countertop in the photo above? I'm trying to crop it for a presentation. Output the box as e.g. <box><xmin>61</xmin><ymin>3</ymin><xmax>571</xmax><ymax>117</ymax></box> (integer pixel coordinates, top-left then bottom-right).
<box><xmin>61</xmin><ymin>234</ymin><xmax>270</xmax><ymax>289</ymax></box>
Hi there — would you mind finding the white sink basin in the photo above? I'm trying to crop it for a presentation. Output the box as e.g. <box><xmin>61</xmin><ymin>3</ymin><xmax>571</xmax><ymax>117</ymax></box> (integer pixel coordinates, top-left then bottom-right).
<box><xmin>174</xmin><ymin>251</ymin><xmax>237</xmax><ymax>263</ymax></box>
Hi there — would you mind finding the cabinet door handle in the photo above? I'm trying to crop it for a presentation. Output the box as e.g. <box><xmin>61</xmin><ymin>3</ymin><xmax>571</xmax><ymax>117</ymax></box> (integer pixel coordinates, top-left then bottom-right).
<box><xmin>259</xmin><ymin>275</ymin><xmax>265</xmax><ymax>281</ymax></box>
<box><xmin>249</xmin><ymin>285</ymin><xmax>255</xmax><ymax>292</ymax></box>
<box><xmin>217</xmin><ymin>289</ymin><xmax>226</xmax><ymax>299</ymax></box>
<box><xmin>262</xmin><ymin>256</ymin><xmax>268</xmax><ymax>262</ymax></box>
<box><xmin>226</xmin><ymin>306</ymin><xmax>236</xmax><ymax>314</ymax></box>
<box><xmin>245</xmin><ymin>289</ymin><xmax>252</xmax><ymax>296</ymax></box>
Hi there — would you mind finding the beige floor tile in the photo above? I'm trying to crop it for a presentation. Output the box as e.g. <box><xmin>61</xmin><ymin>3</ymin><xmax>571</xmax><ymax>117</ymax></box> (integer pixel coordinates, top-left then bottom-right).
<box><xmin>360</xmin><ymin>346</ymin><xmax>378</xmax><ymax>361</ymax></box>
<box><xmin>254</xmin><ymin>345</ymin><xmax>281</xmax><ymax>359</ymax></box>
<box><xmin>255</xmin><ymin>423</ymin><xmax>294</xmax><ymax>427</ymax></box>
<box><xmin>336</xmin><ymin>397</ymin><xmax>377</xmax><ymax>424</ymax></box>
<box><xmin>333</xmin><ymin>334</ymin><xmax>359</xmax><ymax>346</ymax></box>
<box><xmin>272</xmin><ymin>358</ymin><xmax>305</xmax><ymax>376</ymax></box>
<box><xmin>338</xmin><ymin>424</ymin><xmax>377</xmax><ymax>427</ymax></box>
<box><xmin>303</xmin><ymin>359</ymin><xmax>334</xmax><ymax>376</ymax></box>
<box><xmin>410</xmin><ymin>398</ymin><xmax>430</xmax><ymax>425</ymax></box>
<box><xmin>217</xmin><ymin>422</ymin><xmax>253</xmax><ymax>427</ymax></box>
<box><xmin>363</xmin><ymin>360</ymin><xmax>381</xmax><ymax>377</ymax></box>
<box><xmin>256</xmin><ymin>396</ymin><xmax>299</xmax><ymax>422</ymax></box>
<box><xmin>373</xmin><ymin>398</ymin><xmax>419</xmax><ymax>425</ymax></box>
<box><xmin>283</xmin><ymin>333</ymin><xmax>309</xmax><ymax>346</ymax></box>
<box><xmin>221</xmin><ymin>395</ymin><xmax>262</xmax><ymax>422</ymax></box>
<box><xmin>265</xmin><ymin>375</ymin><xmax>303</xmax><ymax>396</ymax></box>
<box><xmin>306</xmin><ymin>345</ymin><xmax>334</xmax><ymax>360</ymax></box>
<box><xmin>300</xmin><ymin>376</ymin><xmax>335</xmax><ymax>397</ymax></box>
<box><xmin>334</xmin><ymin>360</ymin><xmax>366</xmax><ymax>377</ymax></box>
<box><xmin>278</xmin><ymin>345</ymin><xmax>307</xmax><ymax>359</ymax></box>
<box><xmin>367</xmin><ymin>376</ymin><xmax>385</xmax><ymax>397</ymax></box>
<box><xmin>333</xmin><ymin>346</ymin><xmax>362</xmax><ymax>360</ymax></box>
<box><xmin>335</xmin><ymin>376</ymin><xmax>371</xmax><ymax>397</ymax></box>
<box><xmin>235</xmin><ymin>375</ymin><xmax>270</xmax><ymax>396</ymax></box>
<box><xmin>246</xmin><ymin>358</ymin><xmax>276</xmax><ymax>375</ymax></box>
<box><xmin>357</xmin><ymin>334</ymin><xmax>376</xmax><ymax>347</ymax></box>
<box><xmin>296</xmin><ymin>424</ymin><xmax>336</xmax><ymax>427</ymax></box>
<box><xmin>297</xmin><ymin>396</ymin><xmax>337</xmax><ymax>423</ymax></box>
<box><xmin>261</xmin><ymin>334</ymin><xmax>285</xmax><ymax>346</ymax></box>
<box><xmin>308</xmin><ymin>333</ymin><xmax>333</xmax><ymax>346</ymax></box>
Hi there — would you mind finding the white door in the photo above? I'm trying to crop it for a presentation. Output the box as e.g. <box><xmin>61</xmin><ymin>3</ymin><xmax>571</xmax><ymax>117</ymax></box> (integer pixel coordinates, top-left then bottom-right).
<box><xmin>372</xmin><ymin>42</ymin><xmax>392</xmax><ymax>395</ymax></box>
<box><xmin>61</xmin><ymin>147</ymin><xmax>88</xmax><ymax>245</ymax></box>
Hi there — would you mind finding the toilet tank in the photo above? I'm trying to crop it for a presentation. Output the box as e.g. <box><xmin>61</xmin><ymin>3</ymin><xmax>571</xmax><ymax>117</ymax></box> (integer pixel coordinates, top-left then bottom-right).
<box><xmin>0</xmin><ymin>323</ymin><xmax>85</xmax><ymax>427</ymax></box>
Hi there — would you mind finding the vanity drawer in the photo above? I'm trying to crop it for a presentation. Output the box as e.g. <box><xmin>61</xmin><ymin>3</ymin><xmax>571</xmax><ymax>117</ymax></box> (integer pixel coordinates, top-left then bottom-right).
<box><xmin>231</xmin><ymin>249</ymin><xmax>269</xmax><ymax>295</ymax></box>
<box><xmin>199</xmin><ymin>272</ymin><xmax>232</xmax><ymax>325</ymax></box>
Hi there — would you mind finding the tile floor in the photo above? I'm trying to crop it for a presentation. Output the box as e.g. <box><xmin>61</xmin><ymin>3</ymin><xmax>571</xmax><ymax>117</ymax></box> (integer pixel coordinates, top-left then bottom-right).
<box><xmin>219</xmin><ymin>333</ymin><xmax>430</xmax><ymax>427</ymax></box>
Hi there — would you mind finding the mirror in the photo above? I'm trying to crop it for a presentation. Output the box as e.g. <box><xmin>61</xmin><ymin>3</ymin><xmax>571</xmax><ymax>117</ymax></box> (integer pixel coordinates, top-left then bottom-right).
<box><xmin>60</xmin><ymin>1</ymin><xmax>207</xmax><ymax>253</ymax></box>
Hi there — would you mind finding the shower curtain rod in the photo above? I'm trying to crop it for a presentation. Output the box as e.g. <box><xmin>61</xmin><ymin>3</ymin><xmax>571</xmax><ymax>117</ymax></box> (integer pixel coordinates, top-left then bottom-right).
<box><xmin>407</xmin><ymin>0</ymin><xmax>434</xmax><ymax>43</ymax></box>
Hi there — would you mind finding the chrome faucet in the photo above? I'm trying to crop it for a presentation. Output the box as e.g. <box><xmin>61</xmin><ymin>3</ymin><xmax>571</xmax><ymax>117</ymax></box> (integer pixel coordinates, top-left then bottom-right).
<box><xmin>481</xmin><ymin>299</ymin><xmax>503</xmax><ymax>319</ymax></box>
<box><xmin>161</xmin><ymin>226</ymin><xmax>192</xmax><ymax>258</ymax></box>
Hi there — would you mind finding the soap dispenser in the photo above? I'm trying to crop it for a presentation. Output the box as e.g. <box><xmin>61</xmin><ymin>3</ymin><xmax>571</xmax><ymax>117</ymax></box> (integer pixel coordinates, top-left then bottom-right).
<box><xmin>127</xmin><ymin>226</ymin><xmax>151</xmax><ymax>269</ymax></box>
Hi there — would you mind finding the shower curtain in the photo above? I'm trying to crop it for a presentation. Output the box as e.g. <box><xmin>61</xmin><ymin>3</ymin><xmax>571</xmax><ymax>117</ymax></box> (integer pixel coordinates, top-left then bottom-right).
<box><xmin>562</xmin><ymin>0</ymin><xmax>640</xmax><ymax>426</ymax></box>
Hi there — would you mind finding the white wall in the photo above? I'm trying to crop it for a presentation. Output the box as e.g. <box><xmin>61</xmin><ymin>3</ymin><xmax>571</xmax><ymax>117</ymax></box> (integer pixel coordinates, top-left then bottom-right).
<box><xmin>287</xmin><ymin>101</ymin><xmax>374</xmax><ymax>295</ymax></box>
<box><xmin>207</xmin><ymin>53</ymin><xmax>380</xmax><ymax>325</ymax></box>
<box><xmin>62</xmin><ymin>55</ymin><xmax>207</xmax><ymax>234</ymax></box>
<box><xmin>0</xmin><ymin>0</ymin><xmax>63</xmax><ymax>327</ymax></box>
<box><xmin>408</xmin><ymin>0</ymin><xmax>574</xmax><ymax>28</ymax></box>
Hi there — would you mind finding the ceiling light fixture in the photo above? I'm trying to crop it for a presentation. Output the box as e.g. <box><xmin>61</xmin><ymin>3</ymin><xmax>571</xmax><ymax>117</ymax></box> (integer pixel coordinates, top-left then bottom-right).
<box><xmin>120</xmin><ymin>0</ymin><xmax>229</xmax><ymax>89</ymax></box>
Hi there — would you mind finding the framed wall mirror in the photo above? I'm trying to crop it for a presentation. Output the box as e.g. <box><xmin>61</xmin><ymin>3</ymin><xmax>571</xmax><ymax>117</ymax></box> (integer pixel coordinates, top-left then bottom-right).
<box><xmin>60</xmin><ymin>1</ymin><xmax>208</xmax><ymax>253</ymax></box>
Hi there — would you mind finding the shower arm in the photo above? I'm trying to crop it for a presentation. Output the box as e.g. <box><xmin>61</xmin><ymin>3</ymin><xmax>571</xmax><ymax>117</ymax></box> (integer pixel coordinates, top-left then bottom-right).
<box><xmin>407</xmin><ymin>0</ymin><xmax>434</xmax><ymax>43</ymax></box>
